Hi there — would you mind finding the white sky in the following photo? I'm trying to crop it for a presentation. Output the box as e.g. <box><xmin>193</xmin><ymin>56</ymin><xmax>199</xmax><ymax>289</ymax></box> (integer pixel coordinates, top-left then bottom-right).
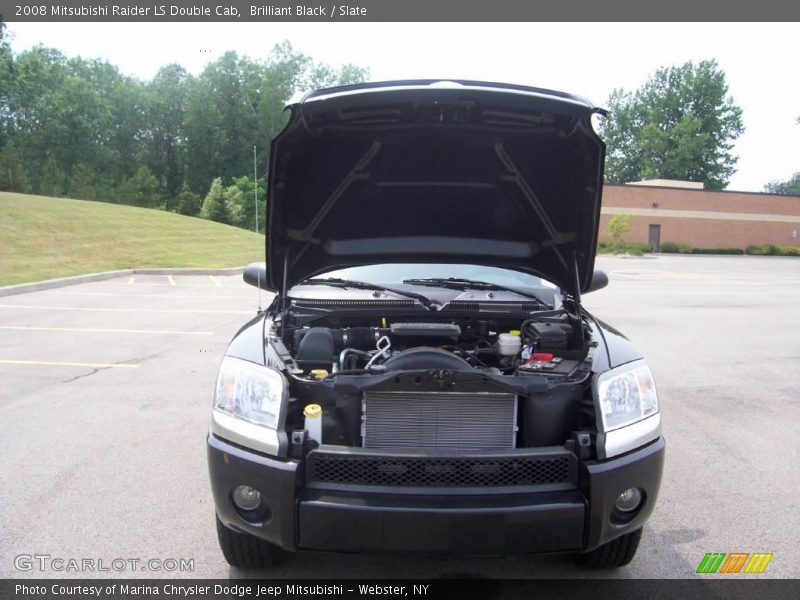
<box><xmin>6</xmin><ymin>22</ymin><xmax>799</xmax><ymax>192</ymax></box>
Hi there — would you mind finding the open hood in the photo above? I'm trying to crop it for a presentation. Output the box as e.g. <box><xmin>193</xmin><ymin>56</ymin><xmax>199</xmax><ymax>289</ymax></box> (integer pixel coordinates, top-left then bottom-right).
<box><xmin>266</xmin><ymin>80</ymin><xmax>606</xmax><ymax>297</ymax></box>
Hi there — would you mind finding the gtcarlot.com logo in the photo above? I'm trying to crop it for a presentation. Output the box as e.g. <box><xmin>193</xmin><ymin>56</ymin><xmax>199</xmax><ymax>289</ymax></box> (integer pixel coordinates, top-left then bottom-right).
<box><xmin>14</xmin><ymin>554</ymin><xmax>194</xmax><ymax>572</ymax></box>
<box><xmin>696</xmin><ymin>552</ymin><xmax>773</xmax><ymax>574</ymax></box>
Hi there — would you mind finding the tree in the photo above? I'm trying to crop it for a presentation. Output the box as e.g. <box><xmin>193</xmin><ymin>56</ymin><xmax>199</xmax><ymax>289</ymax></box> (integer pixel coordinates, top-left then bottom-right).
<box><xmin>223</xmin><ymin>184</ymin><xmax>245</xmax><ymax>226</ymax></box>
<box><xmin>0</xmin><ymin>141</ymin><xmax>26</xmax><ymax>192</ymax></box>
<box><xmin>117</xmin><ymin>165</ymin><xmax>161</xmax><ymax>207</ymax></box>
<box><xmin>68</xmin><ymin>163</ymin><xmax>93</xmax><ymax>199</ymax></box>
<box><xmin>764</xmin><ymin>173</ymin><xmax>800</xmax><ymax>196</ymax></box>
<box><xmin>601</xmin><ymin>60</ymin><xmax>744</xmax><ymax>189</ymax></box>
<box><xmin>0</xmin><ymin>21</ymin><xmax>14</xmax><ymax>148</ymax></box>
<box><xmin>41</xmin><ymin>155</ymin><xmax>64</xmax><ymax>196</ymax></box>
<box><xmin>607</xmin><ymin>214</ymin><xmax>633</xmax><ymax>254</ymax></box>
<box><xmin>147</xmin><ymin>64</ymin><xmax>188</xmax><ymax>199</ymax></box>
<box><xmin>229</xmin><ymin>175</ymin><xmax>266</xmax><ymax>231</ymax></box>
<box><xmin>176</xmin><ymin>182</ymin><xmax>201</xmax><ymax>216</ymax></box>
<box><xmin>203</xmin><ymin>177</ymin><xmax>232</xmax><ymax>224</ymax></box>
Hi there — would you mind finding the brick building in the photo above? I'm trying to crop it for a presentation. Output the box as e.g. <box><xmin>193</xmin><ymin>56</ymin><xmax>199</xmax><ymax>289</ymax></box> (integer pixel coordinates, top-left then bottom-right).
<box><xmin>599</xmin><ymin>180</ymin><xmax>800</xmax><ymax>250</ymax></box>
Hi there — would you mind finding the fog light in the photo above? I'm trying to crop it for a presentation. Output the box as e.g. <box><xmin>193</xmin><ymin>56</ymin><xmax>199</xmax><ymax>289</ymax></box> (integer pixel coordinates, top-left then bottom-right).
<box><xmin>232</xmin><ymin>485</ymin><xmax>262</xmax><ymax>511</ymax></box>
<box><xmin>614</xmin><ymin>488</ymin><xmax>642</xmax><ymax>512</ymax></box>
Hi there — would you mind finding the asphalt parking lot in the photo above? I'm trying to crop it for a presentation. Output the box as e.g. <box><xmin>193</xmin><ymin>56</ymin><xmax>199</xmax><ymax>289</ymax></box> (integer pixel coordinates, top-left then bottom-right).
<box><xmin>1</xmin><ymin>255</ymin><xmax>798</xmax><ymax>579</ymax></box>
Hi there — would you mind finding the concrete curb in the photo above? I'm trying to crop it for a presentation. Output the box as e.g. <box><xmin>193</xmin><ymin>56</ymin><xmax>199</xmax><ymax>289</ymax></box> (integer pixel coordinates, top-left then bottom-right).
<box><xmin>0</xmin><ymin>266</ymin><xmax>245</xmax><ymax>297</ymax></box>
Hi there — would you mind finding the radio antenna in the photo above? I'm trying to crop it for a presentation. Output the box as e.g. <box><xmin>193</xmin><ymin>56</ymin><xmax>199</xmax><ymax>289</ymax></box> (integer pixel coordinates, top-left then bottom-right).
<box><xmin>254</xmin><ymin>144</ymin><xmax>262</xmax><ymax>312</ymax></box>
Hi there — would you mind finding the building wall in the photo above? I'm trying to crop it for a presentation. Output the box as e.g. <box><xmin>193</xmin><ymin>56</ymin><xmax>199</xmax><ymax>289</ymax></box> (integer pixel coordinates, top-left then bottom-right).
<box><xmin>599</xmin><ymin>184</ymin><xmax>800</xmax><ymax>248</ymax></box>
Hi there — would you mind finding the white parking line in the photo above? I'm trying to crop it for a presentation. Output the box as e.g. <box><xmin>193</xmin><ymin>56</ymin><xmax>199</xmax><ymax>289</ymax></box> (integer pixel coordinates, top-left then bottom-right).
<box><xmin>47</xmin><ymin>290</ymin><xmax>252</xmax><ymax>300</ymax></box>
<box><xmin>209</xmin><ymin>275</ymin><xmax>222</xmax><ymax>287</ymax></box>
<box><xmin>609</xmin><ymin>270</ymin><xmax>767</xmax><ymax>286</ymax></box>
<box><xmin>167</xmin><ymin>275</ymin><xmax>177</xmax><ymax>286</ymax></box>
<box><xmin>0</xmin><ymin>304</ymin><xmax>252</xmax><ymax>315</ymax></box>
<box><xmin>94</xmin><ymin>281</ymin><xmax>223</xmax><ymax>288</ymax></box>
<box><xmin>128</xmin><ymin>276</ymin><xmax>136</xmax><ymax>284</ymax></box>
<box><xmin>0</xmin><ymin>325</ymin><xmax>213</xmax><ymax>336</ymax></box>
<box><xmin>0</xmin><ymin>359</ymin><xmax>139</xmax><ymax>368</ymax></box>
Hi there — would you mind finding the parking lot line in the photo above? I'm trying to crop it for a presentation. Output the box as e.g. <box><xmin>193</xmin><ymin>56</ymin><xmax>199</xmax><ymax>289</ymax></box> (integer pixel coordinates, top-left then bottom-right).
<box><xmin>0</xmin><ymin>359</ymin><xmax>139</xmax><ymax>368</ymax></box>
<box><xmin>47</xmin><ymin>290</ymin><xmax>252</xmax><ymax>300</ymax></box>
<box><xmin>609</xmin><ymin>269</ymin><xmax>767</xmax><ymax>285</ymax></box>
<box><xmin>127</xmin><ymin>276</ymin><xmax>136</xmax><ymax>284</ymax></box>
<box><xmin>96</xmin><ymin>281</ymin><xmax>219</xmax><ymax>288</ymax></box>
<box><xmin>167</xmin><ymin>275</ymin><xmax>177</xmax><ymax>286</ymax></box>
<box><xmin>0</xmin><ymin>325</ymin><xmax>213</xmax><ymax>336</ymax></box>
<box><xmin>209</xmin><ymin>275</ymin><xmax>222</xmax><ymax>287</ymax></box>
<box><xmin>0</xmin><ymin>303</ymin><xmax>252</xmax><ymax>315</ymax></box>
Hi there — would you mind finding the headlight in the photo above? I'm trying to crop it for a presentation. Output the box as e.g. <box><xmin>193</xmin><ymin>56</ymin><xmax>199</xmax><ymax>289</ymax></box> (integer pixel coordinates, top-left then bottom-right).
<box><xmin>214</xmin><ymin>356</ymin><xmax>287</xmax><ymax>430</ymax></box>
<box><xmin>594</xmin><ymin>360</ymin><xmax>659</xmax><ymax>431</ymax></box>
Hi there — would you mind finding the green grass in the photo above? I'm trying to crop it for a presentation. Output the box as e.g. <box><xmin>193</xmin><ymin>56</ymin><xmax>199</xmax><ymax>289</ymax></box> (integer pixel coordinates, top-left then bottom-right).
<box><xmin>0</xmin><ymin>192</ymin><xmax>265</xmax><ymax>286</ymax></box>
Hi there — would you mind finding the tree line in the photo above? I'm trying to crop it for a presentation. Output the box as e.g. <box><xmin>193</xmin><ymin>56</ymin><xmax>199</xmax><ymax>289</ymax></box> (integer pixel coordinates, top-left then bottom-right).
<box><xmin>0</xmin><ymin>24</ymin><xmax>368</xmax><ymax>229</ymax></box>
<box><xmin>601</xmin><ymin>59</ymin><xmax>798</xmax><ymax>195</ymax></box>
<box><xmin>2</xmin><ymin>20</ymin><xmax>798</xmax><ymax>219</ymax></box>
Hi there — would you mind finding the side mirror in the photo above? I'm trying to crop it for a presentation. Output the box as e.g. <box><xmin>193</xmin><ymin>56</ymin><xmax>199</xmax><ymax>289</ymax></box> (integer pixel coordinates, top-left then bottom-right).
<box><xmin>243</xmin><ymin>262</ymin><xmax>270</xmax><ymax>290</ymax></box>
<box><xmin>586</xmin><ymin>269</ymin><xmax>609</xmax><ymax>293</ymax></box>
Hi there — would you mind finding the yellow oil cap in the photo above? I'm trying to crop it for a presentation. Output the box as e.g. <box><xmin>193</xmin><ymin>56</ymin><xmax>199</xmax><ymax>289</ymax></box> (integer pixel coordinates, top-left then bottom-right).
<box><xmin>509</xmin><ymin>330</ymin><xmax>521</xmax><ymax>336</ymax></box>
<box><xmin>309</xmin><ymin>369</ymin><xmax>329</xmax><ymax>379</ymax></box>
<box><xmin>303</xmin><ymin>404</ymin><xmax>322</xmax><ymax>419</ymax></box>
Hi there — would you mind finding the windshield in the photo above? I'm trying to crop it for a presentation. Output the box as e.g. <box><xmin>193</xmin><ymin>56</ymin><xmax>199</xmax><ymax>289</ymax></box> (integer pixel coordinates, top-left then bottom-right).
<box><xmin>310</xmin><ymin>264</ymin><xmax>558</xmax><ymax>291</ymax></box>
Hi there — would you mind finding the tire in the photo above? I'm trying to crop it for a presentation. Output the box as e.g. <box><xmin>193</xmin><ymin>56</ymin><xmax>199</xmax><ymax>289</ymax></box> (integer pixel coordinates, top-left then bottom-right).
<box><xmin>577</xmin><ymin>528</ymin><xmax>643</xmax><ymax>568</ymax></box>
<box><xmin>215</xmin><ymin>515</ymin><xmax>286</xmax><ymax>568</ymax></box>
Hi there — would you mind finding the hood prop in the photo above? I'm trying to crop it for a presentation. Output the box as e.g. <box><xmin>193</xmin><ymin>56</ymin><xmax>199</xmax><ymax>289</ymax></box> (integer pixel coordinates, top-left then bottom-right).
<box><xmin>570</xmin><ymin>253</ymin><xmax>585</xmax><ymax>336</ymax></box>
<box><xmin>571</xmin><ymin>253</ymin><xmax>582</xmax><ymax>309</ymax></box>
<box><xmin>280</xmin><ymin>249</ymin><xmax>290</xmax><ymax>333</ymax></box>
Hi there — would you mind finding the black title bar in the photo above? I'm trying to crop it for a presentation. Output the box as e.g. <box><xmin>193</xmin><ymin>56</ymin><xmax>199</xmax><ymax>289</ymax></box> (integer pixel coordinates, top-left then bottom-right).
<box><xmin>2</xmin><ymin>0</ymin><xmax>800</xmax><ymax>22</ymax></box>
<box><xmin>3</xmin><ymin>579</ymin><xmax>800</xmax><ymax>600</ymax></box>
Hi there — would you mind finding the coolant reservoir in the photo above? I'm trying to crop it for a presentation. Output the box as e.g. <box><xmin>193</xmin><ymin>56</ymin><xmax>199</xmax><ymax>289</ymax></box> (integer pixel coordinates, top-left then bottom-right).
<box><xmin>498</xmin><ymin>332</ymin><xmax>522</xmax><ymax>356</ymax></box>
<box><xmin>304</xmin><ymin>404</ymin><xmax>322</xmax><ymax>444</ymax></box>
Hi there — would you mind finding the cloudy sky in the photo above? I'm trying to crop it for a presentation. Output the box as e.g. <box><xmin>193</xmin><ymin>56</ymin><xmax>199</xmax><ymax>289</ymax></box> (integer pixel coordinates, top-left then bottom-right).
<box><xmin>6</xmin><ymin>22</ymin><xmax>799</xmax><ymax>192</ymax></box>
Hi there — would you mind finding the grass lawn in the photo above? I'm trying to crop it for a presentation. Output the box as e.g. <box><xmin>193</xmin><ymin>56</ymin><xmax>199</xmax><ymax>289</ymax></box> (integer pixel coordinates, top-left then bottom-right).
<box><xmin>0</xmin><ymin>192</ymin><xmax>265</xmax><ymax>286</ymax></box>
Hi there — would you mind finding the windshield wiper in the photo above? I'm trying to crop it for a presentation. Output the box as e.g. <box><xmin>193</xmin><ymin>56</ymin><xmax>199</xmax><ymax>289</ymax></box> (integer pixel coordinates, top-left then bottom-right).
<box><xmin>402</xmin><ymin>277</ymin><xmax>552</xmax><ymax>309</ymax></box>
<box><xmin>299</xmin><ymin>278</ymin><xmax>436</xmax><ymax>310</ymax></box>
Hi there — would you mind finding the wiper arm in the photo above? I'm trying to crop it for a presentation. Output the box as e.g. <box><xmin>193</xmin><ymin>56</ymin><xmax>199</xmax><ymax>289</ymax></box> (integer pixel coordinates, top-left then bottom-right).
<box><xmin>404</xmin><ymin>277</ymin><xmax>495</xmax><ymax>289</ymax></box>
<box><xmin>402</xmin><ymin>277</ymin><xmax>552</xmax><ymax>309</ymax></box>
<box><xmin>300</xmin><ymin>278</ymin><xmax>436</xmax><ymax>310</ymax></box>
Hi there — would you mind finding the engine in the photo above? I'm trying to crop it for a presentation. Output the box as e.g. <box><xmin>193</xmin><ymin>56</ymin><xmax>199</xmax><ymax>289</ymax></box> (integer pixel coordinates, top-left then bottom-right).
<box><xmin>289</xmin><ymin>316</ymin><xmax>578</xmax><ymax>376</ymax></box>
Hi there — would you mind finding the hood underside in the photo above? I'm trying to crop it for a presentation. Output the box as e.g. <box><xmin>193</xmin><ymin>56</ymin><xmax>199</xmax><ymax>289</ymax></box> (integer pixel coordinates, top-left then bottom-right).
<box><xmin>266</xmin><ymin>80</ymin><xmax>606</xmax><ymax>296</ymax></box>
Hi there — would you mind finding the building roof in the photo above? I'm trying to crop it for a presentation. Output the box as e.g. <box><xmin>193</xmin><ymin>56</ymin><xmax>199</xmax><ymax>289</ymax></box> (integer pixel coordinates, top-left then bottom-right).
<box><xmin>626</xmin><ymin>179</ymin><xmax>704</xmax><ymax>190</ymax></box>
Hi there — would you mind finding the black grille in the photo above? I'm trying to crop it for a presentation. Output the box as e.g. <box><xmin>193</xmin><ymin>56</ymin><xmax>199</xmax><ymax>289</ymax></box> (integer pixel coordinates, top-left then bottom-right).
<box><xmin>292</xmin><ymin>299</ymin><xmax>415</xmax><ymax>309</ymax></box>
<box><xmin>521</xmin><ymin>301</ymin><xmax>545</xmax><ymax>311</ymax></box>
<box><xmin>445</xmin><ymin>300</ymin><xmax>545</xmax><ymax>312</ymax></box>
<box><xmin>446</xmin><ymin>301</ymin><xmax>480</xmax><ymax>311</ymax></box>
<box><xmin>307</xmin><ymin>453</ymin><xmax>574</xmax><ymax>488</ymax></box>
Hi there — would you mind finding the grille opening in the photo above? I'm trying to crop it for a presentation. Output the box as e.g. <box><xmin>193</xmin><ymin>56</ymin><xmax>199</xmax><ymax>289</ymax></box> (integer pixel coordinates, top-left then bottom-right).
<box><xmin>362</xmin><ymin>391</ymin><xmax>517</xmax><ymax>451</ymax></box>
<box><xmin>308</xmin><ymin>454</ymin><xmax>574</xmax><ymax>488</ymax></box>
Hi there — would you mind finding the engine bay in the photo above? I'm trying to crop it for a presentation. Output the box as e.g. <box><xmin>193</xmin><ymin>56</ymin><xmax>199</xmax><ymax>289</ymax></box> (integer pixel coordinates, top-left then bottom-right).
<box><xmin>285</xmin><ymin>311</ymin><xmax>587</xmax><ymax>379</ymax></box>
<box><xmin>267</xmin><ymin>307</ymin><xmax>599</xmax><ymax>452</ymax></box>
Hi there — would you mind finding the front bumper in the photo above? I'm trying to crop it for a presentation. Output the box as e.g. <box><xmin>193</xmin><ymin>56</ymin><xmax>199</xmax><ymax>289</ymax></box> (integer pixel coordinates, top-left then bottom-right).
<box><xmin>208</xmin><ymin>435</ymin><xmax>665</xmax><ymax>555</ymax></box>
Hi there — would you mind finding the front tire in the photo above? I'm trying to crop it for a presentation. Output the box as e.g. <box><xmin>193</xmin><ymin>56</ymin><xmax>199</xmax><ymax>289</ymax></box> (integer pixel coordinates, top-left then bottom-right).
<box><xmin>577</xmin><ymin>528</ymin><xmax>643</xmax><ymax>568</ymax></box>
<box><xmin>215</xmin><ymin>515</ymin><xmax>286</xmax><ymax>568</ymax></box>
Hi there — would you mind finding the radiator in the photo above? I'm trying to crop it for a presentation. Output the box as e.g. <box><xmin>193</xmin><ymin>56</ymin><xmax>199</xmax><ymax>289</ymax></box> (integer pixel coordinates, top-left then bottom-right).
<box><xmin>361</xmin><ymin>391</ymin><xmax>517</xmax><ymax>450</ymax></box>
